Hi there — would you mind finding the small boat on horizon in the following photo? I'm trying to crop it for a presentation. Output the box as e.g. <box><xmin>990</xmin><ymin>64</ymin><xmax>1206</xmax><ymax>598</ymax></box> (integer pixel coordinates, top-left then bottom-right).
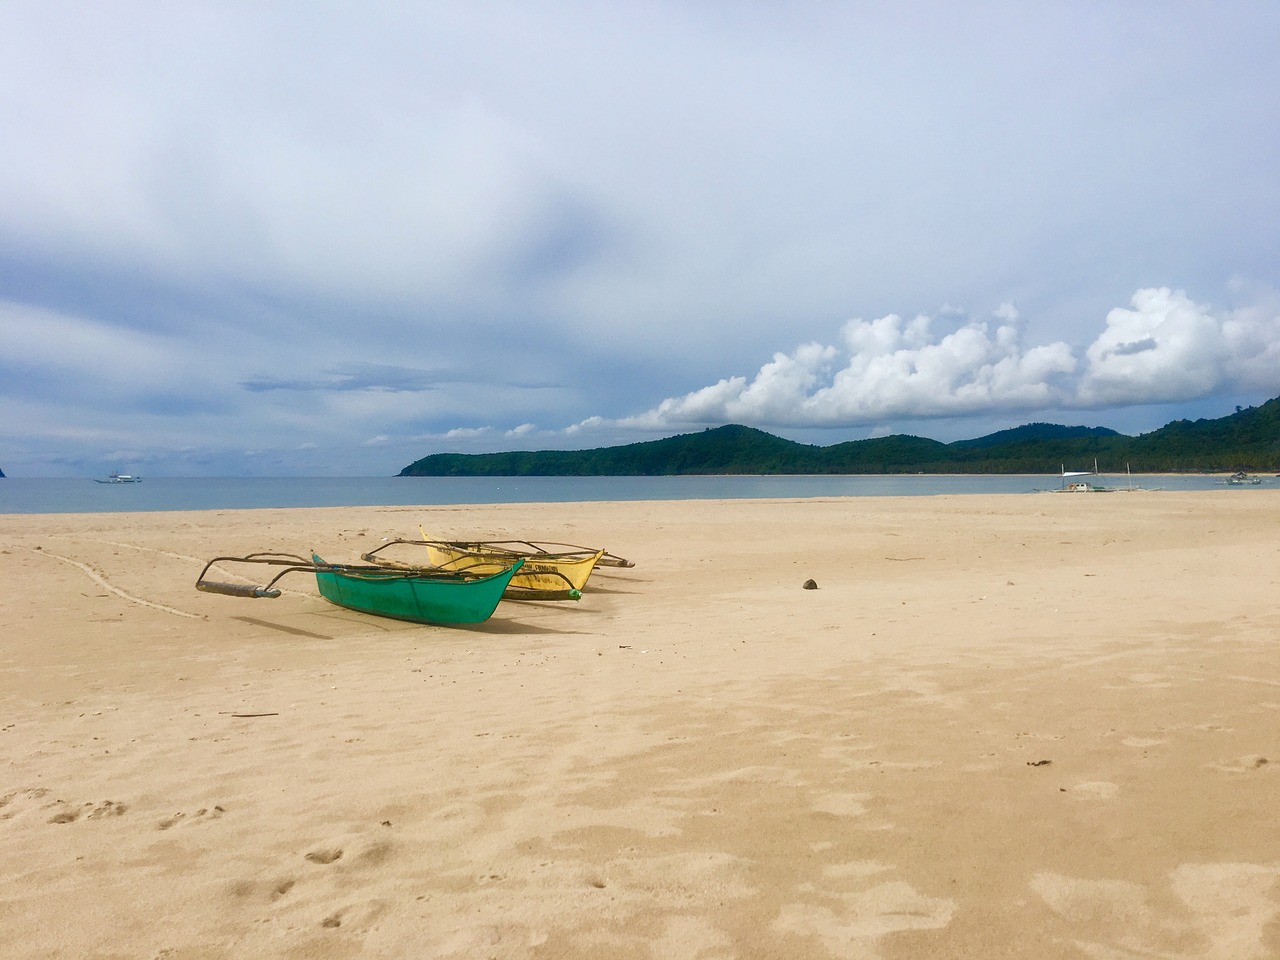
<box><xmin>94</xmin><ymin>472</ymin><xmax>143</xmax><ymax>484</ymax></box>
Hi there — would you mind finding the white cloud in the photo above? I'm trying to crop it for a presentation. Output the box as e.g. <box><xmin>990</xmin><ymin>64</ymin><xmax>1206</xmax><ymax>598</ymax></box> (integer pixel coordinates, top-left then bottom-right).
<box><xmin>1079</xmin><ymin>287</ymin><xmax>1280</xmax><ymax>406</ymax></box>
<box><xmin>568</xmin><ymin>287</ymin><xmax>1280</xmax><ymax>437</ymax></box>
<box><xmin>603</xmin><ymin>307</ymin><xmax>1077</xmax><ymax>430</ymax></box>
<box><xmin>815</xmin><ymin>315</ymin><xmax>1077</xmax><ymax>420</ymax></box>
<box><xmin>564</xmin><ymin>416</ymin><xmax>607</xmax><ymax>435</ymax></box>
<box><xmin>1079</xmin><ymin>288</ymin><xmax>1226</xmax><ymax>404</ymax></box>
<box><xmin>443</xmin><ymin>427</ymin><xmax>494</xmax><ymax>440</ymax></box>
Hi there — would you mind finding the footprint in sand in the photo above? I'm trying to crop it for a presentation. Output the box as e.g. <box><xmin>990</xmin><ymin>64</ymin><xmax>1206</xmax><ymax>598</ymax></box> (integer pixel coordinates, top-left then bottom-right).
<box><xmin>1</xmin><ymin>788</ymin><xmax>51</xmax><ymax>821</ymax></box>
<box><xmin>305</xmin><ymin>846</ymin><xmax>344</xmax><ymax>865</ymax></box>
<box><xmin>86</xmin><ymin>800</ymin><xmax>128</xmax><ymax>819</ymax></box>
<box><xmin>299</xmin><ymin>838</ymin><xmax>392</xmax><ymax>869</ymax></box>
<box><xmin>157</xmin><ymin>806</ymin><xmax>225</xmax><ymax>830</ymax></box>
<box><xmin>353</xmin><ymin>840</ymin><xmax>394</xmax><ymax>867</ymax></box>
<box><xmin>45</xmin><ymin>799</ymin><xmax>127</xmax><ymax>824</ymax></box>
<box><xmin>47</xmin><ymin>804</ymin><xmax>81</xmax><ymax>825</ymax></box>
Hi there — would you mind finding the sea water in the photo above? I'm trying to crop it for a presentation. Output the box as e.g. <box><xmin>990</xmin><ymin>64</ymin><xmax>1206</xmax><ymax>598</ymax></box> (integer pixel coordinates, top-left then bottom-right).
<box><xmin>0</xmin><ymin>473</ymin><xmax>1253</xmax><ymax>515</ymax></box>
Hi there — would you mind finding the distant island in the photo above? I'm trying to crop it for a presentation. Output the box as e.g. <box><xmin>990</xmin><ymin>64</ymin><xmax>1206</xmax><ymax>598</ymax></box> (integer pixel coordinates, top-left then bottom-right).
<box><xmin>400</xmin><ymin>396</ymin><xmax>1280</xmax><ymax>477</ymax></box>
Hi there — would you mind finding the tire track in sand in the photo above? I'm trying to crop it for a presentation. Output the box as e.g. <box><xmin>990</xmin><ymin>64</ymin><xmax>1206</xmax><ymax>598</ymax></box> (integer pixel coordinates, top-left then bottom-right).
<box><xmin>45</xmin><ymin>537</ymin><xmax>315</xmax><ymax>600</ymax></box>
<box><xmin>30</xmin><ymin>547</ymin><xmax>201</xmax><ymax>619</ymax></box>
<box><xmin>45</xmin><ymin>535</ymin><xmax>207</xmax><ymax>565</ymax></box>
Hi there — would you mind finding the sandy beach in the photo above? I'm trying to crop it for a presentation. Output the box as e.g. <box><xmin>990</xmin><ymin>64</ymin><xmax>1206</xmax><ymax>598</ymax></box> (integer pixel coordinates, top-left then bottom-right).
<box><xmin>2</xmin><ymin>492</ymin><xmax>1278</xmax><ymax>959</ymax></box>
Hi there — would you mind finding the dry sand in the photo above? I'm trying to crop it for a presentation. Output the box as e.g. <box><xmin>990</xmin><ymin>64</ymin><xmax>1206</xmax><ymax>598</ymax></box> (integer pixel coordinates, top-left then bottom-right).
<box><xmin>1</xmin><ymin>492</ymin><xmax>1278</xmax><ymax>959</ymax></box>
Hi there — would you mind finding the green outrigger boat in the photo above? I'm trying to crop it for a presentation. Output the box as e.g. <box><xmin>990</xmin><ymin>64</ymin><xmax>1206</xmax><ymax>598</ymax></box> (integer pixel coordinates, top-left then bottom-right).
<box><xmin>195</xmin><ymin>552</ymin><xmax>523</xmax><ymax>625</ymax></box>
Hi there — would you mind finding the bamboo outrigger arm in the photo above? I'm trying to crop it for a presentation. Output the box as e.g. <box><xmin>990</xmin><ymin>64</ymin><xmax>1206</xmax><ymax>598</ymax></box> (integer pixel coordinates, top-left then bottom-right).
<box><xmin>194</xmin><ymin>552</ymin><xmax>315</xmax><ymax>598</ymax></box>
<box><xmin>194</xmin><ymin>551</ymin><xmax>447</xmax><ymax>599</ymax></box>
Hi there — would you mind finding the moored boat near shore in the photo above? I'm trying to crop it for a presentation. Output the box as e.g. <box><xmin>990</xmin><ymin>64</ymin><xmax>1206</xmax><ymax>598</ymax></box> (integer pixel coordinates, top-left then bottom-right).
<box><xmin>363</xmin><ymin>538</ymin><xmax>603</xmax><ymax>601</ymax></box>
<box><xmin>1222</xmin><ymin>471</ymin><xmax>1264</xmax><ymax>485</ymax></box>
<box><xmin>418</xmin><ymin>530</ymin><xmax>635</xmax><ymax>569</ymax></box>
<box><xmin>195</xmin><ymin>551</ymin><xmax>523</xmax><ymax>625</ymax></box>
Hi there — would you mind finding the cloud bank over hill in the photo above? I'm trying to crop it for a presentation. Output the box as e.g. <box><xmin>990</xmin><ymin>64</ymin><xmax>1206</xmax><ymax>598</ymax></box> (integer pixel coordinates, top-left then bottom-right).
<box><xmin>571</xmin><ymin>287</ymin><xmax>1280</xmax><ymax>435</ymax></box>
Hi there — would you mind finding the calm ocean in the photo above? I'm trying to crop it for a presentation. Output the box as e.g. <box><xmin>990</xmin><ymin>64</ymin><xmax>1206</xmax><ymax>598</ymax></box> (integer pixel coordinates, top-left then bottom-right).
<box><xmin>0</xmin><ymin>473</ymin><xmax>1251</xmax><ymax>515</ymax></box>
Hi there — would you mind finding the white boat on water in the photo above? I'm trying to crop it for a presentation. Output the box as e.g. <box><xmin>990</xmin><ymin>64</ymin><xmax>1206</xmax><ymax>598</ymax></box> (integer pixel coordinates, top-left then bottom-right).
<box><xmin>1222</xmin><ymin>471</ymin><xmax>1263</xmax><ymax>485</ymax></box>
<box><xmin>1060</xmin><ymin>477</ymin><xmax>1107</xmax><ymax>492</ymax></box>
<box><xmin>1055</xmin><ymin>459</ymin><xmax>1115</xmax><ymax>492</ymax></box>
<box><xmin>1049</xmin><ymin>460</ymin><xmax>1152</xmax><ymax>493</ymax></box>
<box><xmin>94</xmin><ymin>472</ymin><xmax>142</xmax><ymax>484</ymax></box>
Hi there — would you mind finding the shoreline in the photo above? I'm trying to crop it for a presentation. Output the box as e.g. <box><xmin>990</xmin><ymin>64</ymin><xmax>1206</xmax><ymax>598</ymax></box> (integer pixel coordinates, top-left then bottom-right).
<box><xmin>3</xmin><ymin>492</ymin><xmax>1278</xmax><ymax>958</ymax></box>
<box><xmin>4</xmin><ymin>468</ymin><xmax>1274</xmax><ymax>481</ymax></box>
<box><xmin>3</xmin><ymin>472</ymin><xmax>1272</xmax><ymax>519</ymax></box>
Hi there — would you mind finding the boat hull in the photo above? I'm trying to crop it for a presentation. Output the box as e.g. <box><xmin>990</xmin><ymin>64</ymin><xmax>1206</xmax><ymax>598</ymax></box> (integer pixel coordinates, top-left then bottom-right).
<box><xmin>311</xmin><ymin>553</ymin><xmax>522</xmax><ymax>625</ymax></box>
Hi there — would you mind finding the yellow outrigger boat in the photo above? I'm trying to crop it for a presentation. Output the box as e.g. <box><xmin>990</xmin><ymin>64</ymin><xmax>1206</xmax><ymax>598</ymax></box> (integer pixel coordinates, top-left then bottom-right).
<box><xmin>361</xmin><ymin>538</ymin><xmax>604</xmax><ymax>601</ymax></box>
<box><xmin>414</xmin><ymin>530</ymin><xmax>635</xmax><ymax>569</ymax></box>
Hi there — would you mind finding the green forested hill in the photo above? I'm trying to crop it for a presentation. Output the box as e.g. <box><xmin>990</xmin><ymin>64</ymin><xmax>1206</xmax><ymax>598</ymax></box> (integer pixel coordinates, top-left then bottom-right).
<box><xmin>399</xmin><ymin>397</ymin><xmax>1280</xmax><ymax>476</ymax></box>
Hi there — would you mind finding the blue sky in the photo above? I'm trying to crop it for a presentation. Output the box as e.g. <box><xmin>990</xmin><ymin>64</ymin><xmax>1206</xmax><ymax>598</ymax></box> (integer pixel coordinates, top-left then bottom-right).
<box><xmin>3</xmin><ymin>2</ymin><xmax>1279</xmax><ymax>476</ymax></box>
